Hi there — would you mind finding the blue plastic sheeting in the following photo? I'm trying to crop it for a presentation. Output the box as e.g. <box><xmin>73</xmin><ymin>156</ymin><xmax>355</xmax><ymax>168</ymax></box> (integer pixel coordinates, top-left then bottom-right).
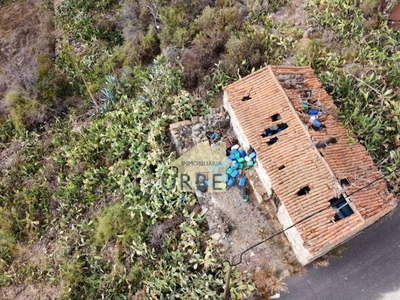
<box><xmin>309</xmin><ymin>109</ymin><xmax>319</xmax><ymax>115</ymax></box>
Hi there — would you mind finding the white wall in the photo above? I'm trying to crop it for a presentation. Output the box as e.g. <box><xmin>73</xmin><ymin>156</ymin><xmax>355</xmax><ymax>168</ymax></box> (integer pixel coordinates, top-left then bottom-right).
<box><xmin>277</xmin><ymin>203</ymin><xmax>313</xmax><ymax>265</ymax></box>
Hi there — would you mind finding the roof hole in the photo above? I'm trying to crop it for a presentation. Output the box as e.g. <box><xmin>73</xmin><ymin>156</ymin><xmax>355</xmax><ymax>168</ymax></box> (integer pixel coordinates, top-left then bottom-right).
<box><xmin>242</xmin><ymin>95</ymin><xmax>251</xmax><ymax>101</ymax></box>
<box><xmin>261</xmin><ymin>123</ymin><xmax>288</xmax><ymax>137</ymax></box>
<box><xmin>340</xmin><ymin>178</ymin><xmax>351</xmax><ymax>186</ymax></box>
<box><xmin>315</xmin><ymin>137</ymin><xmax>337</xmax><ymax>149</ymax></box>
<box><xmin>329</xmin><ymin>195</ymin><xmax>354</xmax><ymax>220</ymax></box>
<box><xmin>311</xmin><ymin>119</ymin><xmax>326</xmax><ymax>131</ymax></box>
<box><xmin>278</xmin><ymin>165</ymin><xmax>285</xmax><ymax>170</ymax></box>
<box><xmin>297</xmin><ymin>186</ymin><xmax>310</xmax><ymax>196</ymax></box>
<box><xmin>267</xmin><ymin>137</ymin><xmax>278</xmax><ymax>146</ymax></box>
<box><xmin>298</xmin><ymin>89</ymin><xmax>312</xmax><ymax>98</ymax></box>
<box><xmin>271</xmin><ymin>113</ymin><xmax>282</xmax><ymax>121</ymax></box>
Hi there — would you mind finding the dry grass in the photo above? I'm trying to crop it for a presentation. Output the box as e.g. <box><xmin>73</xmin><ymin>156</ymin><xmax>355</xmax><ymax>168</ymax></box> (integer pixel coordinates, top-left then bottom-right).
<box><xmin>0</xmin><ymin>0</ymin><xmax>53</xmax><ymax>118</ymax></box>
<box><xmin>313</xmin><ymin>256</ymin><xmax>330</xmax><ymax>268</ymax></box>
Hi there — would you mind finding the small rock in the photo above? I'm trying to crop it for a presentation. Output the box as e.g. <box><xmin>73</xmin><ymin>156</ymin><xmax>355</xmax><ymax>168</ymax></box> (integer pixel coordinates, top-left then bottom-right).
<box><xmin>191</xmin><ymin>116</ymin><xmax>199</xmax><ymax>123</ymax></box>
<box><xmin>211</xmin><ymin>233</ymin><xmax>221</xmax><ymax>241</ymax></box>
<box><xmin>303</xmin><ymin>27</ymin><xmax>315</xmax><ymax>38</ymax></box>
<box><xmin>270</xmin><ymin>28</ymin><xmax>278</xmax><ymax>34</ymax></box>
<box><xmin>275</xmin><ymin>10</ymin><xmax>285</xmax><ymax>17</ymax></box>
<box><xmin>192</xmin><ymin>123</ymin><xmax>202</xmax><ymax>131</ymax></box>
<box><xmin>176</xmin><ymin>140</ymin><xmax>184</xmax><ymax>148</ymax></box>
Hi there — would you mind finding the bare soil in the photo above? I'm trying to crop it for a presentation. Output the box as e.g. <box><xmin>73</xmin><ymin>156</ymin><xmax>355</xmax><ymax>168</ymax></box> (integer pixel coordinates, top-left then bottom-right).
<box><xmin>197</xmin><ymin>167</ymin><xmax>303</xmax><ymax>294</ymax></box>
<box><xmin>0</xmin><ymin>283</ymin><xmax>61</xmax><ymax>300</ymax></box>
<box><xmin>0</xmin><ymin>238</ymin><xmax>61</xmax><ymax>300</ymax></box>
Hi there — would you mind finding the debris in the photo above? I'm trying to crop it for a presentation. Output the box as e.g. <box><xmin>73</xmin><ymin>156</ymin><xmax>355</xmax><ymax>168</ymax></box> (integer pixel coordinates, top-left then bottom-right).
<box><xmin>192</xmin><ymin>123</ymin><xmax>202</xmax><ymax>131</ymax></box>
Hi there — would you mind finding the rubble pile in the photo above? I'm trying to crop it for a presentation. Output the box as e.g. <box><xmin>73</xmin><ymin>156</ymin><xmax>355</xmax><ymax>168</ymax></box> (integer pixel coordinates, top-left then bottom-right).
<box><xmin>170</xmin><ymin>106</ymin><xmax>232</xmax><ymax>155</ymax></box>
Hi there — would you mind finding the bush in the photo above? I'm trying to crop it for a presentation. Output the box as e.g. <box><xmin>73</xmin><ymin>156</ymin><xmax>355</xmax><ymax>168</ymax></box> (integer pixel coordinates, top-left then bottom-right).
<box><xmin>360</xmin><ymin>0</ymin><xmax>380</xmax><ymax>17</ymax></box>
<box><xmin>158</xmin><ymin>6</ymin><xmax>194</xmax><ymax>48</ymax></box>
<box><xmin>220</xmin><ymin>29</ymin><xmax>267</xmax><ymax>77</ymax></box>
<box><xmin>0</xmin><ymin>208</ymin><xmax>16</xmax><ymax>270</ymax></box>
<box><xmin>5</xmin><ymin>89</ymin><xmax>44</xmax><ymax>131</ymax></box>
<box><xmin>179</xmin><ymin>5</ymin><xmax>245</xmax><ymax>89</ymax></box>
<box><xmin>195</xmin><ymin>5</ymin><xmax>243</xmax><ymax>34</ymax></box>
<box><xmin>181</xmin><ymin>28</ymin><xmax>229</xmax><ymax>89</ymax></box>
<box><xmin>125</xmin><ymin>25</ymin><xmax>160</xmax><ymax>66</ymax></box>
<box><xmin>95</xmin><ymin>203</ymin><xmax>144</xmax><ymax>245</ymax></box>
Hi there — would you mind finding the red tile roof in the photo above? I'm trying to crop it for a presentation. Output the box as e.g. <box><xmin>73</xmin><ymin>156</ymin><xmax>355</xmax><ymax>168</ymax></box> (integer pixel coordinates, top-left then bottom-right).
<box><xmin>223</xmin><ymin>65</ymin><xmax>396</xmax><ymax>255</ymax></box>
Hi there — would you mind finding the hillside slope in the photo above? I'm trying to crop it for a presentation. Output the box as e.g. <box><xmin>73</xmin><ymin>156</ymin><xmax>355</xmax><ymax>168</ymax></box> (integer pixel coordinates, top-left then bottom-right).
<box><xmin>0</xmin><ymin>0</ymin><xmax>399</xmax><ymax>299</ymax></box>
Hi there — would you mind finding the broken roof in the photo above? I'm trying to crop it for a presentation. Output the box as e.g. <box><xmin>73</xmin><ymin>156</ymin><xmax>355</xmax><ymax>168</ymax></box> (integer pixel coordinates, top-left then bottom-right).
<box><xmin>223</xmin><ymin>65</ymin><xmax>396</xmax><ymax>255</ymax></box>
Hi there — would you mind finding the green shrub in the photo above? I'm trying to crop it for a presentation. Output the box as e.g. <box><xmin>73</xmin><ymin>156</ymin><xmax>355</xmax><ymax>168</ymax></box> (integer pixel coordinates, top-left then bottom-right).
<box><xmin>360</xmin><ymin>0</ymin><xmax>380</xmax><ymax>16</ymax></box>
<box><xmin>95</xmin><ymin>203</ymin><xmax>144</xmax><ymax>245</ymax></box>
<box><xmin>195</xmin><ymin>6</ymin><xmax>243</xmax><ymax>34</ymax></box>
<box><xmin>37</xmin><ymin>53</ymin><xmax>58</xmax><ymax>104</ymax></box>
<box><xmin>5</xmin><ymin>89</ymin><xmax>44</xmax><ymax>131</ymax></box>
<box><xmin>268</xmin><ymin>0</ymin><xmax>290</xmax><ymax>12</ymax></box>
<box><xmin>0</xmin><ymin>119</ymin><xmax>16</xmax><ymax>150</ymax></box>
<box><xmin>0</xmin><ymin>208</ymin><xmax>16</xmax><ymax>270</ymax></box>
<box><xmin>157</xmin><ymin>3</ymin><xmax>200</xmax><ymax>49</ymax></box>
<box><xmin>120</xmin><ymin>25</ymin><xmax>160</xmax><ymax>67</ymax></box>
<box><xmin>220</xmin><ymin>29</ymin><xmax>266</xmax><ymax>77</ymax></box>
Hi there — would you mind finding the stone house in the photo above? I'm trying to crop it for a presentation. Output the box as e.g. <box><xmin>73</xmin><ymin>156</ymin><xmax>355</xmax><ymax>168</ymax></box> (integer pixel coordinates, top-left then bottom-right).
<box><xmin>222</xmin><ymin>65</ymin><xmax>397</xmax><ymax>265</ymax></box>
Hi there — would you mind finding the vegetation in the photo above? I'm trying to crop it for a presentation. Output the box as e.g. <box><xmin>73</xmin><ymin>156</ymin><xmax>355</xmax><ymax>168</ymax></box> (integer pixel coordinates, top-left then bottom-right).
<box><xmin>0</xmin><ymin>0</ymin><xmax>399</xmax><ymax>298</ymax></box>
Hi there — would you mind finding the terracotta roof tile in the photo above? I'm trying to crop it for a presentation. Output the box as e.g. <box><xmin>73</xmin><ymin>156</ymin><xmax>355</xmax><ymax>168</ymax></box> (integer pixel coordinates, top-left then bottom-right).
<box><xmin>223</xmin><ymin>65</ymin><xmax>397</xmax><ymax>255</ymax></box>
